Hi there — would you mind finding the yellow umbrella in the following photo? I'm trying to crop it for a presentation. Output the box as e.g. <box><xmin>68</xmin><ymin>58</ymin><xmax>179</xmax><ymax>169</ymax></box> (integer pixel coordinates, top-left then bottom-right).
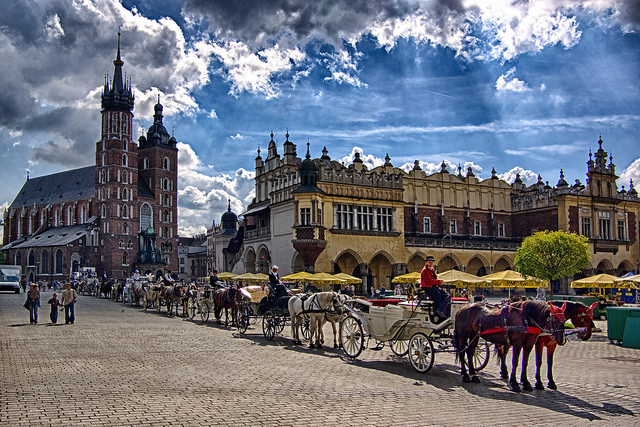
<box><xmin>482</xmin><ymin>270</ymin><xmax>547</xmax><ymax>297</ymax></box>
<box><xmin>309</xmin><ymin>272</ymin><xmax>347</xmax><ymax>285</ymax></box>
<box><xmin>614</xmin><ymin>274</ymin><xmax>640</xmax><ymax>289</ymax></box>
<box><xmin>391</xmin><ymin>272</ymin><xmax>421</xmax><ymax>283</ymax></box>
<box><xmin>438</xmin><ymin>270</ymin><xmax>488</xmax><ymax>289</ymax></box>
<box><xmin>216</xmin><ymin>272</ymin><xmax>237</xmax><ymax>280</ymax></box>
<box><xmin>234</xmin><ymin>272</ymin><xmax>269</xmax><ymax>283</ymax></box>
<box><xmin>333</xmin><ymin>272</ymin><xmax>362</xmax><ymax>284</ymax></box>
<box><xmin>281</xmin><ymin>271</ymin><xmax>315</xmax><ymax>282</ymax></box>
<box><xmin>571</xmin><ymin>273</ymin><xmax>619</xmax><ymax>289</ymax></box>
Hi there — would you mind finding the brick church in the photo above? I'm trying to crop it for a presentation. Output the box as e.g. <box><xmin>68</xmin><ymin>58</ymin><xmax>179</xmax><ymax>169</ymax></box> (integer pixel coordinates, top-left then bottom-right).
<box><xmin>1</xmin><ymin>34</ymin><xmax>178</xmax><ymax>282</ymax></box>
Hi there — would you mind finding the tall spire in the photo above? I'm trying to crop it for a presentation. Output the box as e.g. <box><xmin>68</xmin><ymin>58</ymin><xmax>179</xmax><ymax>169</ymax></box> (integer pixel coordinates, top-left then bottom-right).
<box><xmin>112</xmin><ymin>31</ymin><xmax>124</xmax><ymax>92</ymax></box>
<box><xmin>101</xmin><ymin>32</ymin><xmax>134</xmax><ymax>112</ymax></box>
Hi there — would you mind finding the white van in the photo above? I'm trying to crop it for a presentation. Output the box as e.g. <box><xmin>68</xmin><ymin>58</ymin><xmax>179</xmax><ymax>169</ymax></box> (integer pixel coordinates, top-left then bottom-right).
<box><xmin>0</xmin><ymin>265</ymin><xmax>21</xmax><ymax>293</ymax></box>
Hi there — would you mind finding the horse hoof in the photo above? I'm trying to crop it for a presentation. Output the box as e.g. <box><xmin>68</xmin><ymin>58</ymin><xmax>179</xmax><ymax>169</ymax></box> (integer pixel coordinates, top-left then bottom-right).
<box><xmin>547</xmin><ymin>381</ymin><xmax>557</xmax><ymax>390</ymax></box>
<box><xmin>462</xmin><ymin>374</ymin><xmax>472</xmax><ymax>383</ymax></box>
<box><xmin>522</xmin><ymin>382</ymin><xmax>533</xmax><ymax>392</ymax></box>
<box><xmin>510</xmin><ymin>382</ymin><xmax>522</xmax><ymax>392</ymax></box>
<box><xmin>471</xmin><ymin>376</ymin><xmax>481</xmax><ymax>383</ymax></box>
<box><xmin>534</xmin><ymin>382</ymin><xmax>545</xmax><ymax>390</ymax></box>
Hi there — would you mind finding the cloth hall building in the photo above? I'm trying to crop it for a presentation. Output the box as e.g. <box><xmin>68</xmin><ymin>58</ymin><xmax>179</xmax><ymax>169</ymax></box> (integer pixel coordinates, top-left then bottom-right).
<box><xmin>1</xmin><ymin>36</ymin><xmax>178</xmax><ymax>282</ymax></box>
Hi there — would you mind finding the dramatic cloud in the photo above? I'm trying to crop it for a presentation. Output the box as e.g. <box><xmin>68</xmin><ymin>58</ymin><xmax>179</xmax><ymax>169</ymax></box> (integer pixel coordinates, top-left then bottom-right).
<box><xmin>496</xmin><ymin>67</ymin><xmax>530</xmax><ymax>93</ymax></box>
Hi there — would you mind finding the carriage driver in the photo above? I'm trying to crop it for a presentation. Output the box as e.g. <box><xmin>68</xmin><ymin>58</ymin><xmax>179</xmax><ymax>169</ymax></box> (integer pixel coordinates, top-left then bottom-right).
<box><xmin>163</xmin><ymin>270</ymin><xmax>175</xmax><ymax>286</ymax></box>
<box><xmin>420</xmin><ymin>256</ymin><xmax>450</xmax><ymax>319</ymax></box>
<box><xmin>268</xmin><ymin>266</ymin><xmax>292</xmax><ymax>302</ymax></box>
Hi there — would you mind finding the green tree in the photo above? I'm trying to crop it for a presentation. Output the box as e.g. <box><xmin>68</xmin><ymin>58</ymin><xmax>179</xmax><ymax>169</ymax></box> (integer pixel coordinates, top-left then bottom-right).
<box><xmin>515</xmin><ymin>230</ymin><xmax>591</xmax><ymax>296</ymax></box>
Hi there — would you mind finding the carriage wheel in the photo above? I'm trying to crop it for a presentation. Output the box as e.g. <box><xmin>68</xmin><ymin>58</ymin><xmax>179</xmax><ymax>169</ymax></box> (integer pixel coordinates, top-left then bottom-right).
<box><xmin>408</xmin><ymin>332</ymin><xmax>435</xmax><ymax>374</ymax></box>
<box><xmin>473</xmin><ymin>340</ymin><xmax>491</xmax><ymax>371</ymax></box>
<box><xmin>340</xmin><ymin>316</ymin><xmax>364</xmax><ymax>358</ymax></box>
<box><xmin>187</xmin><ymin>298</ymin><xmax>196</xmax><ymax>320</ymax></box>
<box><xmin>275</xmin><ymin>313</ymin><xmax>286</xmax><ymax>334</ymax></box>
<box><xmin>390</xmin><ymin>340</ymin><xmax>409</xmax><ymax>357</ymax></box>
<box><xmin>200</xmin><ymin>303</ymin><xmax>209</xmax><ymax>323</ymax></box>
<box><xmin>262</xmin><ymin>310</ymin><xmax>277</xmax><ymax>341</ymax></box>
<box><xmin>237</xmin><ymin>304</ymin><xmax>250</xmax><ymax>335</ymax></box>
<box><xmin>301</xmin><ymin>318</ymin><xmax>311</xmax><ymax>340</ymax></box>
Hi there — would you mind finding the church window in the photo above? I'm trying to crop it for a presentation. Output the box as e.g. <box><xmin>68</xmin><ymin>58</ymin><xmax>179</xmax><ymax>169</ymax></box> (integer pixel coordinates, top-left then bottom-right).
<box><xmin>158</xmin><ymin>227</ymin><xmax>162</xmax><ymax>237</ymax></box>
<box><xmin>40</xmin><ymin>210</ymin><xmax>46</xmax><ymax>228</ymax></box>
<box><xmin>122</xmin><ymin>252</ymin><xmax>128</xmax><ymax>266</ymax></box>
<box><xmin>163</xmin><ymin>210</ymin><xmax>169</xmax><ymax>222</ymax></box>
<box><xmin>81</xmin><ymin>206</ymin><xmax>86</xmax><ymax>223</ymax></box>
<box><xmin>140</xmin><ymin>203</ymin><xmax>152</xmax><ymax>231</ymax></box>
<box><xmin>101</xmin><ymin>204</ymin><xmax>106</xmax><ymax>218</ymax></box>
<box><xmin>28</xmin><ymin>215</ymin><xmax>32</xmax><ymax>235</ymax></box>
<box><xmin>122</xmin><ymin>204</ymin><xmax>128</xmax><ymax>218</ymax></box>
<box><xmin>123</xmin><ymin>140</ymin><xmax>127</xmax><ymax>151</ymax></box>
<box><xmin>163</xmin><ymin>157</ymin><xmax>170</xmax><ymax>170</ymax></box>
<box><xmin>41</xmin><ymin>250</ymin><xmax>49</xmax><ymax>274</ymax></box>
<box><xmin>112</xmin><ymin>122</ymin><xmax>117</xmax><ymax>133</ymax></box>
<box><xmin>28</xmin><ymin>249</ymin><xmax>35</xmax><ymax>266</ymax></box>
<box><xmin>164</xmin><ymin>227</ymin><xmax>168</xmax><ymax>238</ymax></box>
<box><xmin>143</xmin><ymin>157</ymin><xmax>149</xmax><ymax>169</ymax></box>
<box><xmin>55</xmin><ymin>250</ymin><xmax>63</xmax><ymax>274</ymax></box>
<box><xmin>123</xmin><ymin>188</ymin><xmax>128</xmax><ymax>200</ymax></box>
<box><xmin>54</xmin><ymin>209</ymin><xmax>60</xmax><ymax>226</ymax></box>
<box><xmin>15</xmin><ymin>251</ymin><xmax>22</xmax><ymax>266</ymax></box>
<box><xmin>122</xmin><ymin>154</ymin><xmax>128</xmax><ymax>167</ymax></box>
<box><xmin>122</xmin><ymin>172</ymin><xmax>128</xmax><ymax>184</ymax></box>
<box><xmin>164</xmin><ymin>194</ymin><xmax>169</xmax><ymax>206</ymax></box>
<box><xmin>128</xmin><ymin>240</ymin><xmax>133</xmax><ymax>249</ymax></box>
<box><xmin>119</xmin><ymin>239</ymin><xmax>124</xmax><ymax>249</ymax></box>
<box><xmin>102</xmin><ymin>153</ymin><xmax>106</xmax><ymax>166</ymax></box>
<box><xmin>67</xmin><ymin>206</ymin><xmax>73</xmax><ymax>225</ymax></box>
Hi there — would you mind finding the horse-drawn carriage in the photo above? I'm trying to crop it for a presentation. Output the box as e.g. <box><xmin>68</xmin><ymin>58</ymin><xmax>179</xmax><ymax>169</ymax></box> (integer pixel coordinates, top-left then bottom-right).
<box><xmin>339</xmin><ymin>296</ymin><xmax>491</xmax><ymax>373</ymax></box>
<box><xmin>186</xmin><ymin>284</ymin><xmax>252</xmax><ymax>333</ymax></box>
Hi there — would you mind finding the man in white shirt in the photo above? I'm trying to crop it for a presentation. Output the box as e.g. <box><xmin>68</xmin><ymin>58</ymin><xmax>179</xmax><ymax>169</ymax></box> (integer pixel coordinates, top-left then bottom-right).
<box><xmin>61</xmin><ymin>283</ymin><xmax>77</xmax><ymax>324</ymax></box>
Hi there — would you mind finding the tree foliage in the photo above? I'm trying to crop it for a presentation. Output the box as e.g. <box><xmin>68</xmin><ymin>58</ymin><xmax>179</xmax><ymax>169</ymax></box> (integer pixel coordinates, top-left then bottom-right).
<box><xmin>515</xmin><ymin>230</ymin><xmax>590</xmax><ymax>283</ymax></box>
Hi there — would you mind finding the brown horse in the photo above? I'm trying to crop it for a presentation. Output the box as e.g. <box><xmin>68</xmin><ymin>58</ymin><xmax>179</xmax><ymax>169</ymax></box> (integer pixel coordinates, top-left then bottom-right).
<box><xmin>161</xmin><ymin>283</ymin><xmax>183</xmax><ymax>316</ymax></box>
<box><xmin>454</xmin><ymin>300</ymin><xmax>566</xmax><ymax>392</ymax></box>
<box><xmin>496</xmin><ymin>300</ymin><xmax>597</xmax><ymax>390</ymax></box>
<box><xmin>214</xmin><ymin>286</ymin><xmax>250</xmax><ymax>326</ymax></box>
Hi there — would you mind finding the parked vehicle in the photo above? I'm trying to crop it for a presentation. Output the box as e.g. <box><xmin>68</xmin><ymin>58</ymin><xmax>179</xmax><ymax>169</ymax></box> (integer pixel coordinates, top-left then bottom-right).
<box><xmin>0</xmin><ymin>265</ymin><xmax>21</xmax><ymax>293</ymax></box>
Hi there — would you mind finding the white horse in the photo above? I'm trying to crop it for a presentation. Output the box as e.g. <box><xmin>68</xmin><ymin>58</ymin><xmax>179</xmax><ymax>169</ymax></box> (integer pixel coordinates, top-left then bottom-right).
<box><xmin>288</xmin><ymin>291</ymin><xmax>345</xmax><ymax>348</ymax></box>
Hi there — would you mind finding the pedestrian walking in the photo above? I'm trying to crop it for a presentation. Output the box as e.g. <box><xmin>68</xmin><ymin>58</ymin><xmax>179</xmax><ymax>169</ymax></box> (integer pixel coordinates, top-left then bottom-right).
<box><xmin>26</xmin><ymin>283</ymin><xmax>40</xmax><ymax>324</ymax></box>
<box><xmin>47</xmin><ymin>293</ymin><xmax>62</xmax><ymax>324</ymax></box>
<box><xmin>61</xmin><ymin>283</ymin><xmax>77</xmax><ymax>324</ymax></box>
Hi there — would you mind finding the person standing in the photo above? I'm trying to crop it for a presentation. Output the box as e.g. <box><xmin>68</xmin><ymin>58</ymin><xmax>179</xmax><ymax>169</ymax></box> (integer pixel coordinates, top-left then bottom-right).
<box><xmin>27</xmin><ymin>283</ymin><xmax>40</xmax><ymax>324</ymax></box>
<box><xmin>61</xmin><ymin>283</ymin><xmax>77</xmax><ymax>324</ymax></box>
<box><xmin>47</xmin><ymin>293</ymin><xmax>62</xmax><ymax>324</ymax></box>
<box><xmin>419</xmin><ymin>256</ymin><xmax>450</xmax><ymax>318</ymax></box>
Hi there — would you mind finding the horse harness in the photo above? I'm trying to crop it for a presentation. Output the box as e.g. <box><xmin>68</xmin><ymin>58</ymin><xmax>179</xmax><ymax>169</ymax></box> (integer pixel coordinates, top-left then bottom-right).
<box><xmin>480</xmin><ymin>305</ymin><xmax>542</xmax><ymax>346</ymax></box>
<box><xmin>298</xmin><ymin>294</ymin><xmax>333</xmax><ymax>319</ymax></box>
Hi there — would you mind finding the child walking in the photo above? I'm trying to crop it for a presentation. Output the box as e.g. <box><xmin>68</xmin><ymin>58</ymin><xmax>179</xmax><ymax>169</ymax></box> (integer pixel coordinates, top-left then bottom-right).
<box><xmin>47</xmin><ymin>293</ymin><xmax>62</xmax><ymax>324</ymax></box>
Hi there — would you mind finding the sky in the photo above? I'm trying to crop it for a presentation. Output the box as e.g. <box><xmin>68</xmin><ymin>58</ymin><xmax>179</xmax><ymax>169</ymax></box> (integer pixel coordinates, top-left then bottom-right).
<box><xmin>0</xmin><ymin>0</ymin><xmax>639</xmax><ymax>237</ymax></box>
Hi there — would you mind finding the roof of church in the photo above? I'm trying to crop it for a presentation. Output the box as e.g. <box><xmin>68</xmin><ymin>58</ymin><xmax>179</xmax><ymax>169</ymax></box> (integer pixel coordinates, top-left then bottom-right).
<box><xmin>3</xmin><ymin>218</ymin><xmax>99</xmax><ymax>250</ymax></box>
<box><xmin>10</xmin><ymin>166</ymin><xmax>95</xmax><ymax>209</ymax></box>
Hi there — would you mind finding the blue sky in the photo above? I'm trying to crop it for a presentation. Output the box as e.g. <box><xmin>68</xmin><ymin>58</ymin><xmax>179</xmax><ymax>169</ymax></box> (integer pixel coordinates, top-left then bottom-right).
<box><xmin>0</xmin><ymin>0</ymin><xmax>639</xmax><ymax>236</ymax></box>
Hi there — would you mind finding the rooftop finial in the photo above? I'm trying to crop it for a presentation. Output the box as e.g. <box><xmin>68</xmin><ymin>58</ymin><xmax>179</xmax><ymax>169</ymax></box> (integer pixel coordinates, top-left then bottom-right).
<box><xmin>228</xmin><ymin>199</ymin><xmax>231</xmax><ymax>211</ymax></box>
<box><xmin>306</xmin><ymin>139</ymin><xmax>310</xmax><ymax>159</ymax></box>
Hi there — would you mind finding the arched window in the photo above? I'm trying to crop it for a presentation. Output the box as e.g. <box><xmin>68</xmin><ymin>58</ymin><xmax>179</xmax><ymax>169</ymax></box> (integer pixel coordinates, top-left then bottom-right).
<box><xmin>164</xmin><ymin>194</ymin><xmax>169</xmax><ymax>206</ymax></box>
<box><xmin>101</xmin><ymin>204</ymin><xmax>107</xmax><ymax>218</ymax></box>
<box><xmin>140</xmin><ymin>203</ymin><xmax>152</xmax><ymax>231</ymax></box>
<box><xmin>122</xmin><ymin>154</ymin><xmax>128</xmax><ymax>167</ymax></box>
<box><xmin>163</xmin><ymin>210</ymin><xmax>169</xmax><ymax>222</ymax></box>
<box><xmin>123</xmin><ymin>140</ymin><xmax>127</xmax><ymax>151</ymax></box>
<box><xmin>54</xmin><ymin>209</ymin><xmax>60</xmax><ymax>226</ymax></box>
<box><xmin>163</xmin><ymin>157</ymin><xmax>170</xmax><ymax>170</ymax></box>
<box><xmin>41</xmin><ymin>250</ymin><xmax>49</xmax><ymax>274</ymax></box>
<box><xmin>123</xmin><ymin>252</ymin><xmax>128</xmax><ymax>265</ymax></box>
<box><xmin>102</xmin><ymin>153</ymin><xmax>107</xmax><ymax>166</ymax></box>
<box><xmin>123</xmin><ymin>188</ymin><xmax>128</xmax><ymax>200</ymax></box>
<box><xmin>40</xmin><ymin>210</ymin><xmax>46</xmax><ymax>227</ymax></box>
<box><xmin>143</xmin><ymin>157</ymin><xmax>149</xmax><ymax>169</ymax></box>
<box><xmin>28</xmin><ymin>249</ymin><xmax>35</xmax><ymax>266</ymax></box>
<box><xmin>55</xmin><ymin>250</ymin><xmax>63</xmax><ymax>274</ymax></box>
<box><xmin>122</xmin><ymin>204</ymin><xmax>128</xmax><ymax>218</ymax></box>
<box><xmin>119</xmin><ymin>239</ymin><xmax>124</xmax><ymax>249</ymax></box>
<box><xmin>81</xmin><ymin>205</ymin><xmax>86</xmax><ymax>223</ymax></box>
<box><xmin>15</xmin><ymin>251</ymin><xmax>22</xmax><ymax>266</ymax></box>
<box><xmin>164</xmin><ymin>227</ymin><xmax>168</xmax><ymax>238</ymax></box>
<box><xmin>67</xmin><ymin>206</ymin><xmax>73</xmax><ymax>225</ymax></box>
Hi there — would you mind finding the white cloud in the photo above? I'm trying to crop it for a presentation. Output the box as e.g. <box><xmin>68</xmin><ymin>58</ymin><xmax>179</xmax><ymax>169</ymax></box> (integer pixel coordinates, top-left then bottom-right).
<box><xmin>44</xmin><ymin>14</ymin><xmax>65</xmax><ymax>40</ymax></box>
<box><xmin>208</xmin><ymin>109</ymin><xmax>218</xmax><ymax>119</ymax></box>
<box><xmin>499</xmin><ymin>166</ymin><xmax>539</xmax><ymax>185</ymax></box>
<box><xmin>338</xmin><ymin>147</ymin><xmax>384</xmax><ymax>169</ymax></box>
<box><xmin>619</xmin><ymin>158</ymin><xmax>640</xmax><ymax>191</ymax></box>
<box><xmin>496</xmin><ymin>67</ymin><xmax>530</xmax><ymax>92</ymax></box>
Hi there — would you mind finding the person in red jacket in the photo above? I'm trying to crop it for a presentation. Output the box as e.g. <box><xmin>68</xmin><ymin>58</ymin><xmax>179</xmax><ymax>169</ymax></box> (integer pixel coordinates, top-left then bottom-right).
<box><xmin>420</xmin><ymin>256</ymin><xmax>450</xmax><ymax>318</ymax></box>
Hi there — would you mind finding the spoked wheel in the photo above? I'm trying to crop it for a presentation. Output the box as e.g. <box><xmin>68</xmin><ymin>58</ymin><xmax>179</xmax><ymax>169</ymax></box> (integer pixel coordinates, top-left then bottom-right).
<box><xmin>262</xmin><ymin>310</ymin><xmax>277</xmax><ymax>341</ymax></box>
<box><xmin>275</xmin><ymin>313</ymin><xmax>286</xmax><ymax>334</ymax></box>
<box><xmin>301</xmin><ymin>318</ymin><xmax>311</xmax><ymax>340</ymax></box>
<box><xmin>200</xmin><ymin>303</ymin><xmax>210</xmax><ymax>323</ymax></box>
<box><xmin>473</xmin><ymin>340</ymin><xmax>491</xmax><ymax>371</ymax></box>
<box><xmin>237</xmin><ymin>304</ymin><xmax>250</xmax><ymax>335</ymax></box>
<box><xmin>187</xmin><ymin>298</ymin><xmax>196</xmax><ymax>320</ymax></box>
<box><xmin>340</xmin><ymin>316</ymin><xmax>364</xmax><ymax>358</ymax></box>
<box><xmin>408</xmin><ymin>332</ymin><xmax>435</xmax><ymax>374</ymax></box>
<box><xmin>390</xmin><ymin>339</ymin><xmax>409</xmax><ymax>357</ymax></box>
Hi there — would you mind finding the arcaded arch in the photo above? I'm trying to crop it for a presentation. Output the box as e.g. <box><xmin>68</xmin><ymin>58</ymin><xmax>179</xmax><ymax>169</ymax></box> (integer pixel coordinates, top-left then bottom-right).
<box><xmin>438</xmin><ymin>253</ymin><xmax>461</xmax><ymax>272</ymax></box>
<box><xmin>291</xmin><ymin>252</ymin><xmax>305</xmax><ymax>273</ymax></box>
<box><xmin>256</xmin><ymin>246</ymin><xmax>271</xmax><ymax>274</ymax></box>
<box><xmin>244</xmin><ymin>247</ymin><xmax>256</xmax><ymax>273</ymax></box>
<box><xmin>334</xmin><ymin>250</ymin><xmax>364</xmax><ymax>276</ymax></box>
<box><xmin>595</xmin><ymin>259</ymin><xmax>614</xmax><ymax>274</ymax></box>
<box><xmin>616</xmin><ymin>260</ymin><xmax>634</xmax><ymax>276</ymax></box>
<box><xmin>467</xmin><ymin>256</ymin><xmax>489</xmax><ymax>276</ymax></box>
<box><xmin>369</xmin><ymin>253</ymin><xmax>393</xmax><ymax>290</ymax></box>
<box><xmin>493</xmin><ymin>256</ymin><xmax>514</xmax><ymax>273</ymax></box>
<box><xmin>407</xmin><ymin>253</ymin><xmax>426</xmax><ymax>273</ymax></box>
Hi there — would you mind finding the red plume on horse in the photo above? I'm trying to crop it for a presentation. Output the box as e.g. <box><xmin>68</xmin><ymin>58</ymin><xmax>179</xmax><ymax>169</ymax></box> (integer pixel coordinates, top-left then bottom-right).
<box><xmin>454</xmin><ymin>300</ymin><xmax>566</xmax><ymax>392</ymax></box>
<box><xmin>496</xmin><ymin>300</ymin><xmax>597</xmax><ymax>390</ymax></box>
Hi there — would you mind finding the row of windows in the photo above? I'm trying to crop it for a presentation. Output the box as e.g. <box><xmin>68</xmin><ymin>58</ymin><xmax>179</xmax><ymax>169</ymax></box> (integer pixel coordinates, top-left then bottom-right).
<box><xmin>98</xmin><ymin>169</ymin><xmax>134</xmax><ymax>185</ymax></box>
<box><xmin>15</xmin><ymin>249</ymin><xmax>69</xmax><ymax>275</ymax></box>
<box><xmin>16</xmin><ymin>206</ymin><xmax>87</xmax><ymax>238</ymax></box>
<box><xmin>334</xmin><ymin>204</ymin><xmax>394</xmax><ymax>232</ymax></box>
<box><xmin>581</xmin><ymin>216</ymin><xmax>627</xmax><ymax>240</ymax></box>
<box><xmin>142</xmin><ymin>157</ymin><xmax>171</xmax><ymax>170</ymax></box>
<box><xmin>422</xmin><ymin>217</ymin><xmax>505</xmax><ymax>237</ymax></box>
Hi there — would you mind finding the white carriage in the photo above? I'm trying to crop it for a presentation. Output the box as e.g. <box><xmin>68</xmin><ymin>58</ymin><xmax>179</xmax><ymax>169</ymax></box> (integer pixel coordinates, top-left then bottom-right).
<box><xmin>339</xmin><ymin>297</ymin><xmax>490</xmax><ymax>373</ymax></box>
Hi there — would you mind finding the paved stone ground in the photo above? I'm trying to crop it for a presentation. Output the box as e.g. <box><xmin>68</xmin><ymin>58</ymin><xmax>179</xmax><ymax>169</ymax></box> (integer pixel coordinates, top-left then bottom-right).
<box><xmin>1</xmin><ymin>290</ymin><xmax>639</xmax><ymax>426</ymax></box>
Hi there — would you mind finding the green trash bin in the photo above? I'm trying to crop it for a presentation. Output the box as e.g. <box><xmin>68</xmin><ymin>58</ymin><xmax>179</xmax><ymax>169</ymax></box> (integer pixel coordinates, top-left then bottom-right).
<box><xmin>606</xmin><ymin>307</ymin><xmax>631</xmax><ymax>345</ymax></box>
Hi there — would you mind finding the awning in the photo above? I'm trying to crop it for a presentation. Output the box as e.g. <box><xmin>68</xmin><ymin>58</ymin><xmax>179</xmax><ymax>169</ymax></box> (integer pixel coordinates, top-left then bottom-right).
<box><xmin>241</xmin><ymin>202</ymin><xmax>270</xmax><ymax>217</ymax></box>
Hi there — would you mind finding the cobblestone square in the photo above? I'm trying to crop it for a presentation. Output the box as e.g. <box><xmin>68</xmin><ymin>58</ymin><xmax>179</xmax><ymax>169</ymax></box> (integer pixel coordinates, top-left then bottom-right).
<box><xmin>1</xmin><ymin>291</ymin><xmax>639</xmax><ymax>426</ymax></box>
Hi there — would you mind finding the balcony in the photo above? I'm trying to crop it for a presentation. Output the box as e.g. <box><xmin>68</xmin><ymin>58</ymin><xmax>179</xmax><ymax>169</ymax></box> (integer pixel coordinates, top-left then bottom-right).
<box><xmin>245</xmin><ymin>227</ymin><xmax>271</xmax><ymax>241</ymax></box>
<box><xmin>404</xmin><ymin>233</ymin><xmax>521</xmax><ymax>252</ymax></box>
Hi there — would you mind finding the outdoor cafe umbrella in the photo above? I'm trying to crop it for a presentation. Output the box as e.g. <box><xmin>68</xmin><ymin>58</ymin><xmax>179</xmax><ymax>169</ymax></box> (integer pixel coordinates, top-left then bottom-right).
<box><xmin>332</xmin><ymin>272</ymin><xmax>363</xmax><ymax>284</ymax></box>
<box><xmin>216</xmin><ymin>272</ymin><xmax>237</xmax><ymax>280</ymax></box>
<box><xmin>280</xmin><ymin>271</ymin><xmax>315</xmax><ymax>282</ymax></box>
<box><xmin>234</xmin><ymin>272</ymin><xmax>269</xmax><ymax>283</ymax></box>
<box><xmin>614</xmin><ymin>274</ymin><xmax>640</xmax><ymax>289</ymax></box>
<box><xmin>438</xmin><ymin>270</ymin><xmax>488</xmax><ymax>289</ymax></box>
<box><xmin>482</xmin><ymin>270</ymin><xmax>547</xmax><ymax>297</ymax></box>
<box><xmin>391</xmin><ymin>272</ymin><xmax>421</xmax><ymax>284</ymax></box>
<box><xmin>571</xmin><ymin>273</ymin><xmax>619</xmax><ymax>289</ymax></box>
<box><xmin>307</xmin><ymin>273</ymin><xmax>347</xmax><ymax>290</ymax></box>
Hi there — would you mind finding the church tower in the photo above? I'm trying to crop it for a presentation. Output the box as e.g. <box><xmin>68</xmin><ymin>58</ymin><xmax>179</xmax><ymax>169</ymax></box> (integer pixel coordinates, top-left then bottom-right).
<box><xmin>96</xmin><ymin>32</ymin><xmax>138</xmax><ymax>275</ymax></box>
